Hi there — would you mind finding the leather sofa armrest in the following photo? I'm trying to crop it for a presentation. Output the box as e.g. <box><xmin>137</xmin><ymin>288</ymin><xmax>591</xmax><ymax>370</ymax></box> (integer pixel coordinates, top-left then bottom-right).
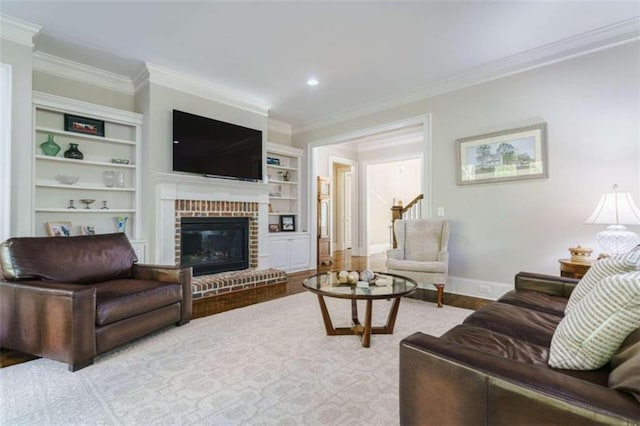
<box><xmin>0</xmin><ymin>279</ymin><xmax>96</xmax><ymax>370</ymax></box>
<box><xmin>386</xmin><ymin>248</ymin><xmax>404</xmax><ymax>260</ymax></box>
<box><xmin>131</xmin><ymin>264</ymin><xmax>193</xmax><ymax>325</ymax></box>
<box><xmin>400</xmin><ymin>332</ymin><xmax>639</xmax><ymax>424</ymax></box>
<box><xmin>515</xmin><ymin>271</ymin><xmax>578</xmax><ymax>297</ymax></box>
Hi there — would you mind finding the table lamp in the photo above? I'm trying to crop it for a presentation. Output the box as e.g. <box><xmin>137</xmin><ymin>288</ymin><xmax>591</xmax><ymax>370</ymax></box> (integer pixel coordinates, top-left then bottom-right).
<box><xmin>585</xmin><ymin>184</ymin><xmax>640</xmax><ymax>256</ymax></box>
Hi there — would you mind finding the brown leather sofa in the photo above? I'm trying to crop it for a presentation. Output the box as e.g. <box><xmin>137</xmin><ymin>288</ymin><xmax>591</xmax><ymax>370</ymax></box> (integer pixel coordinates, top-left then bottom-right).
<box><xmin>400</xmin><ymin>272</ymin><xmax>640</xmax><ymax>425</ymax></box>
<box><xmin>0</xmin><ymin>233</ymin><xmax>192</xmax><ymax>371</ymax></box>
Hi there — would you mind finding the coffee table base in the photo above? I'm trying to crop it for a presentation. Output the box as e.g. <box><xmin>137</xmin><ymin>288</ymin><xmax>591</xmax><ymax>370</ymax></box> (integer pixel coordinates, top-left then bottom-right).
<box><xmin>315</xmin><ymin>295</ymin><xmax>403</xmax><ymax>347</ymax></box>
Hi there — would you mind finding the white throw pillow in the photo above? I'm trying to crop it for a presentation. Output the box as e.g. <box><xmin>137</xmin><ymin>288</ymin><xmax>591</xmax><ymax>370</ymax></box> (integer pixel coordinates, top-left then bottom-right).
<box><xmin>549</xmin><ymin>271</ymin><xmax>640</xmax><ymax>370</ymax></box>
<box><xmin>565</xmin><ymin>245</ymin><xmax>640</xmax><ymax>314</ymax></box>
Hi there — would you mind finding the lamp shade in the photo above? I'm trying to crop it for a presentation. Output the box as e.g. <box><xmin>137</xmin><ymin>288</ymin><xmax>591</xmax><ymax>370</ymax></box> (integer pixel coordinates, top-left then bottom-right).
<box><xmin>585</xmin><ymin>191</ymin><xmax>640</xmax><ymax>225</ymax></box>
<box><xmin>585</xmin><ymin>185</ymin><xmax>640</xmax><ymax>256</ymax></box>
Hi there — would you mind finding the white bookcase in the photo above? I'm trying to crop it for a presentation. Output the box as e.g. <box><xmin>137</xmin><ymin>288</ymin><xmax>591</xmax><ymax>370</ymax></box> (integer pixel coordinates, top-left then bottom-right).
<box><xmin>266</xmin><ymin>142</ymin><xmax>309</xmax><ymax>271</ymax></box>
<box><xmin>32</xmin><ymin>92</ymin><xmax>146</xmax><ymax>260</ymax></box>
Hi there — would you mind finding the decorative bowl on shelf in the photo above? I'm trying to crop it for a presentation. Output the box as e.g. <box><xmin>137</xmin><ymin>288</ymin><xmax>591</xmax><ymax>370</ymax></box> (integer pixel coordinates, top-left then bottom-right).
<box><xmin>55</xmin><ymin>174</ymin><xmax>79</xmax><ymax>185</ymax></box>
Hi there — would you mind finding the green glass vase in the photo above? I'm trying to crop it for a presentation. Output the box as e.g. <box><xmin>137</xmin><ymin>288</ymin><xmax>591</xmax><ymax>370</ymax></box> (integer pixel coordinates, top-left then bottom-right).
<box><xmin>40</xmin><ymin>134</ymin><xmax>61</xmax><ymax>156</ymax></box>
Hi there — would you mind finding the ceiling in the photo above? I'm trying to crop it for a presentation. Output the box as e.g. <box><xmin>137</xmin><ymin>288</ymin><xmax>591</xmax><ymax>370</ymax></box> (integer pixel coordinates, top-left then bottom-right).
<box><xmin>1</xmin><ymin>1</ymin><xmax>639</xmax><ymax>131</ymax></box>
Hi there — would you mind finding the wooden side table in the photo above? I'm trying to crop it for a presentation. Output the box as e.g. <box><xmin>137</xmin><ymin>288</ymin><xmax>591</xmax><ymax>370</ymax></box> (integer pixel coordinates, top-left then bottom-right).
<box><xmin>559</xmin><ymin>258</ymin><xmax>594</xmax><ymax>279</ymax></box>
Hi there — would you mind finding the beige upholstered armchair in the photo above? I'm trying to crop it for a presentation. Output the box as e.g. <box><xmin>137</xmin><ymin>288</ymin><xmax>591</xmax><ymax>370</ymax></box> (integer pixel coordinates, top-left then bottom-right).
<box><xmin>385</xmin><ymin>218</ymin><xmax>449</xmax><ymax>307</ymax></box>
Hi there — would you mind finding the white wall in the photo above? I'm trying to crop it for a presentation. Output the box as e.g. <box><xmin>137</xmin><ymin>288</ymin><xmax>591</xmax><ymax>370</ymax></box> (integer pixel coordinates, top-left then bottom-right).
<box><xmin>295</xmin><ymin>42</ymin><xmax>640</xmax><ymax>294</ymax></box>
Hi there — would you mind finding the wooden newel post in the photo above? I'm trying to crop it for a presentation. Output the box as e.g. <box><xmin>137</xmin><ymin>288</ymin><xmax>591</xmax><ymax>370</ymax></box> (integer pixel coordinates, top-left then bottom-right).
<box><xmin>391</xmin><ymin>205</ymin><xmax>404</xmax><ymax>248</ymax></box>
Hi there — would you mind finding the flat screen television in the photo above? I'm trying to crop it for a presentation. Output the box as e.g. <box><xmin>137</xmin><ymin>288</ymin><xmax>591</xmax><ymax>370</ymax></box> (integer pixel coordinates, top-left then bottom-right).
<box><xmin>172</xmin><ymin>110</ymin><xmax>263</xmax><ymax>181</ymax></box>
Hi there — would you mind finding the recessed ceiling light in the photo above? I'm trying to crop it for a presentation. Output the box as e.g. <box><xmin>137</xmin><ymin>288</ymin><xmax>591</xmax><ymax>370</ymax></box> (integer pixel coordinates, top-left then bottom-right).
<box><xmin>307</xmin><ymin>78</ymin><xmax>319</xmax><ymax>86</ymax></box>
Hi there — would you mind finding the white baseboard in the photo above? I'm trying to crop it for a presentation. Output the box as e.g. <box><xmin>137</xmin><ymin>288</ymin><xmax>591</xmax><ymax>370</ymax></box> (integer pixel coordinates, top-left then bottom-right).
<box><xmin>443</xmin><ymin>276</ymin><xmax>513</xmax><ymax>301</ymax></box>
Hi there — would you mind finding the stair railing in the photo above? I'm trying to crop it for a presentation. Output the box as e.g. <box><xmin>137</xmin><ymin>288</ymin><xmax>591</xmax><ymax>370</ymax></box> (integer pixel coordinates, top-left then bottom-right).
<box><xmin>390</xmin><ymin>194</ymin><xmax>424</xmax><ymax>248</ymax></box>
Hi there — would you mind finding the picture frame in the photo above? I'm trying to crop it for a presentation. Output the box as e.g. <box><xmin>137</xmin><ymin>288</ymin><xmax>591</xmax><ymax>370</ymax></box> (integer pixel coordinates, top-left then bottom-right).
<box><xmin>280</xmin><ymin>215</ymin><xmax>295</xmax><ymax>232</ymax></box>
<box><xmin>80</xmin><ymin>225</ymin><xmax>96</xmax><ymax>236</ymax></box>
<box><xmin>64</xmin><ymin>114</ymin><xmax>105</xmax><ymax>137</ymax></box>
<box><xmin>46</xmin><ymin>221</ymin><xmax>73</xmax><ymax>237</ymax></box>
<box><xmin>268</xmin><ymin>224</ymin><xmax>280</xmax><ymax>233</ymax></box>
<box><xmin>456</xmin><ymin>123</ymin><xmax>548</xmax><ymax>185</ymax></box>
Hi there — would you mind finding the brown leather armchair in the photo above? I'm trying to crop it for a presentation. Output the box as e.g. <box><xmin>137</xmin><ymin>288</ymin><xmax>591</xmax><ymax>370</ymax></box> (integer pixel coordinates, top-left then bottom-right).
<box><xmin>0</xmin><ymin>233</ymin><xmax>192</xmax><ymax>371</ymax></box>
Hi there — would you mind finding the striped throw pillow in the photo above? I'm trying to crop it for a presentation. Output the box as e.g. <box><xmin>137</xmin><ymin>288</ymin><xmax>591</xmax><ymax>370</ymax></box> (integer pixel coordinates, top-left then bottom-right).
<box><xmin>565</xmin><ymin>245</ymin><xmax>640</xmax><ymax>314</ymax></box>
<box><xmin>549</xmin><ymin>271</ymin><xmax>640</xmax><ymax>370</ymax></box>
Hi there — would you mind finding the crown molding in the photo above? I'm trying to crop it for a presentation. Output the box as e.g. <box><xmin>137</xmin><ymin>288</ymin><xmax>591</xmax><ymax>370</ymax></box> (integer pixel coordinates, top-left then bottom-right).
<box><xmin>293</xmin><ymin>17</ymin><xmax>640</xmax><ymax>135</ymax></box>
<box><xmin>268</xmin><ymin>118</ymin><xmax>292</xmax><ymax>137</ymax></box>
<box><xmin>32</xmin><ymin>51</ymin><xmax>135</xmax><ymax>95</ymax></box>
<box><xmin>134</xmin><ymin>62</ymin><xmax>271</xmax><ymax>117</ymax></box>
<box><xmin>0</xmin><ymin>14</ymin><xmax>41</xmax><ymax>47</ymax></box>
<box><xmin>33</xmin><ymin>91</ymin><xmax>143</xmax><ymax>125</ymax></box>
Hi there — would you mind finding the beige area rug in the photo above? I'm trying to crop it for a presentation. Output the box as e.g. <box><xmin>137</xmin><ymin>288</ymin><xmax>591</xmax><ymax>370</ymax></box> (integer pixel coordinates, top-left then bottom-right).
<box><xmin>0</xmin><ymin>292</ymin><xmax>471</xmax><ymax>425</ymax></box>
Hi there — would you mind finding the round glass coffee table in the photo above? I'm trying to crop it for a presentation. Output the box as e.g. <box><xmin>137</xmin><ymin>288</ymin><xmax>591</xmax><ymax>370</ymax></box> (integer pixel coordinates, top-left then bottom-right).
<box><xmin>302</xmin><ymin>272</ymin><xmax>417</xmax><ymax>347</ymax></box>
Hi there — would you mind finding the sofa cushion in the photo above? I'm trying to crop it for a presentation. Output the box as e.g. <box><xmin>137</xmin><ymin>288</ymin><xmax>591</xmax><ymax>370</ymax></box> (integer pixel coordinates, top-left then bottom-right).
<box><xmin>0</xmin><ymin>233</ymin><xmax>137</xmax><ymax>284</ymax></box>
<box><xmin>549</xmin><ymin>271</ymin><xmax>640</xmax><ymax>370</ymax></box>
<box><xmin>609</xmin><ymin>329</ymin><xmax>640</xmax><ymax>402</ymax></box>
<box><xmin>565</xmin><ymin>245</ymin><xmax>640</xmax><ymax>313</ymax></box>
<box><xmin>95</xmin><ymin>279</ymin><xmax>182</xmax><ymax>326</ymax></box>
<box><xmin>498</xmin><ymin>289</ymin><xmax>568</xmax><ymax>316</ymax></box>
<box><xmin>463</xmin><ymin>302</ymin><xmax>562</xmax><ymax>347</ymax></box>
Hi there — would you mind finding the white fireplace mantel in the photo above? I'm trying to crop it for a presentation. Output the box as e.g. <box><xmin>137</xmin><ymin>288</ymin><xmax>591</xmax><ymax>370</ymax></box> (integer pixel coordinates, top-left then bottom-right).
<box><xmin>152</xmin><ymin>172</ymin><xmax>271</xmax><ymax>266</ymax></box>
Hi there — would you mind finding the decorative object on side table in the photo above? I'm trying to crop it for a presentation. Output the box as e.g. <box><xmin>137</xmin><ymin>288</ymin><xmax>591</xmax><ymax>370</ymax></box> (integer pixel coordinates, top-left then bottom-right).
<box><xmin>40</xmin><ymin>134</ymin><xmax>61</xmax><ymax>156</ymax></box>
<box><xmin>456</xmin><ymin>123</ymin><xmax>548</xmax><ymax>185</ymax></box>
<box><xmin>568</xmin><ymin>245</ymin><xmax>593</xmax><ymax>262</ymax></box>
<box><xmin>64</xmin><ymin>114</ymin><xmax>105</xmax><ymax>136</ymax></box>
<box><xmin>46</xmin><ymin>221</ymin><xmax>72</xmax><ymax>237</ymax></box>
<box><xmin>64</xmin><ymin>143</ymin><xmax>84</xmax><ymax>160</ymax></box>
<box><xmin>115</xmin><ymin>216</ymin><xmax>128</xmax><ymax>233</ymax></box>
<box><xmin>80</xmin><ymin>199</ymin><xmax>95</xmax><ymax>209</ymax></box>
<box><xmin>55</xmin><ymin>174</ymin><xmax>79</xmax><ymax>185</ymax></box>
<box><xmin>585</xmin><ymin>184</ymin><xmax>640</xmax><ymax>256</ymax></box>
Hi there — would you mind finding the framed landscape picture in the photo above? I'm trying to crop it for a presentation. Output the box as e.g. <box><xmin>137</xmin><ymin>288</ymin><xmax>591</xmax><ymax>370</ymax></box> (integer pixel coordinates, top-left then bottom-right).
<box><xmin>456</xmin><ymin>123</ymin><xmax>548</xmax><ymax>185</ymax></box>
<box><xmin>64</xmin><ymin>114</ymin><xmax>105</xmax><ymax>137</ymax></box>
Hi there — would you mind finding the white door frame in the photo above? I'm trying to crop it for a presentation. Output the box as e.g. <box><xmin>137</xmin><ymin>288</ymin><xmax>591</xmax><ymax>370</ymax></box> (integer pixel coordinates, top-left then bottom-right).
<box><xmin>0</xmin><ymin>64</ymin><xmax>12</xmax><ymax>242</ymax></box>
<box><xmin>307</xmin><ymin>113</ymin><xmax>432</xmax><ymax>259</ymax></box>
<box><xmin>329</xmin><ymin>156</ymin><xmax>356</xmax><ymax>252</ymax></box>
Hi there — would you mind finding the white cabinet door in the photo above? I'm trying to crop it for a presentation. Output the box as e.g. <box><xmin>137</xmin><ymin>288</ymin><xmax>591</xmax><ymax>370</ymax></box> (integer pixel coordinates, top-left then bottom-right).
<box><xmin>269</xmin><ymin>237</ymin><xmax>290</xmax><ymax>270</ymax></box>
<box><xmin>289</xmin><ymin>234</ymin><xmax>310</xmax><ymax>271</ymax></box>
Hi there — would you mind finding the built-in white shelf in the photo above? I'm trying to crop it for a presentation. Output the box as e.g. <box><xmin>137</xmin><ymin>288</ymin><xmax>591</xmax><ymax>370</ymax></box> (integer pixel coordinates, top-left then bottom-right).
<box><xmin>35</xmin><ymin>126</ymin><xmax>136</xmax><ymax>146</ymax></box>
<box><xmin>35</xmin><ymin>208</ymin><xmax>136</xmax><ymax>213</ymax></box>
<box><xmin>36</xmin><ymin>180</ymin><xmax>135</xmax><ymax>191</ymax></box>
<box><xmin>35</xmin><ymin>155</ymin><xmax>135</xmax><ymax>168</ymax></box>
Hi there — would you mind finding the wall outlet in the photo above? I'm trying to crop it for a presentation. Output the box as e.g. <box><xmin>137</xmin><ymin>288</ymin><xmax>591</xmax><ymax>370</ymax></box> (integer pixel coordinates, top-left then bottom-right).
<box><xmin>437</xmin><ymin>207</ymin><xmax>445</xmax><ymax>217</ymax></box>
<box><xmin>478</xmin><ymin>285</ymin><xmax>490</xmax><ymax>294</ymax></box>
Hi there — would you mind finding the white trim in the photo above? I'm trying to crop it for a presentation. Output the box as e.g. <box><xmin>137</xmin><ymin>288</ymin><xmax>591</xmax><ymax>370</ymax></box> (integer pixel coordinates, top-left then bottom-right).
<box><xmin>266</xmin><ymin>141</ymin><xmax>303</xmax><ymax>158</ymax></box>
<box><xmin>134</xmin><ymin>62</ymin><xmax>271</xmax><ymax>117</ymax></box>
<box><xmin>32</xmin><ymin>52</ymin><xmax>135</xmax><ymax>95</ymax></box>
<box><xmin>268</xmin><ymin>118</ymin><xmax>292</xmax><ymax>138</ymax></box>
<box><xmin>293</xmin><ymin>17</ymin><xmax>640</xmax><ymax>134</ymax></box>
<box><xmin>0</xmin><ymin>14</ymin><xmax>41</xmax><ymax>47</ymax></box>
<box><xmin>32</xmin><ymin>91</ymin><xmax>142</xmax><ymax>125</ymax></box>
<box><xmin>446</xmin><ymin>276</ymin><xmax>513</xmax><ymax>301</ymax></box>
<box><xmin>0</xmin><ymin>64</ymin><xmax>11</xmax><ymax>241</ymax></box>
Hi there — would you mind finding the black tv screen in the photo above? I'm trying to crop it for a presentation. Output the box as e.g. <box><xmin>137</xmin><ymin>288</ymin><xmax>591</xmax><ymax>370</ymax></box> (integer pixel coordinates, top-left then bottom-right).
<box><xmin>172</xmin><ymin>110</ymin><xmax>263</xmax><ymax>181</ymax></box>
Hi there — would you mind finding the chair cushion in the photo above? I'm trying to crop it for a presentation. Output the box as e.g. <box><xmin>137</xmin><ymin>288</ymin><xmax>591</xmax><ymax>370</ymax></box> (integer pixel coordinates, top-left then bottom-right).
<box><xmin>0</xmin><ymin>233</ymin><xmax>137</xmax><ymax>284</ymax></box>
<box><xmin>498</xmin><ymin>289</ymin><xmax>568</xmax><ymax>316</ymax></box>
<box><xmin>95</xmin><ymin>279</ymin><xmax>182</xmax><ymax>326</ymax></box>
<box><xmin>549</xmin><ymin>271</ymin><xmax>640</xmax><ymax>370</ymax></box>
<box><xmin>399</xmin><ymin>219</ymin><xmax>445</xmax><ymax>262</ymax></box>
<box><xmin>385</xmin><ymin>258</ymin><xmax>447</xmax><ymax>273</ymax></box>
<box><xmin>565</xmin><ymin>245</ymin><xmax>640</xmax><ymax>314</ymax></box>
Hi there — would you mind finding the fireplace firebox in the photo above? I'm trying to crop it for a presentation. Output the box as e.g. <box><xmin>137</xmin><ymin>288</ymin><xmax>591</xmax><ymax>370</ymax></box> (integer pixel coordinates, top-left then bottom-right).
<box><xmin>180</xmin><ymin>217</ymin><xmax>249</xmax><ymax>276</ymax></box>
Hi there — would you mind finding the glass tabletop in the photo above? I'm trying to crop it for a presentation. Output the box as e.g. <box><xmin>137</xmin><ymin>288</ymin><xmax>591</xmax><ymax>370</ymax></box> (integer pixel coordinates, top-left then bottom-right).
<box><xmin>302</xmin><ymin>271</ymin><xmax>417</xmax><ymax>300</ymax></box>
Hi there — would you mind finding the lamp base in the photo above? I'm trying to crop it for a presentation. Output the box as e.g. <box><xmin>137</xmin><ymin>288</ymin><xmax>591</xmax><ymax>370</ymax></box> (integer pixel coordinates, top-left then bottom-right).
<box><xmin>596</xmin><ymin>225</ymin><xmax>640</xmax><ymax>256</ymax></box>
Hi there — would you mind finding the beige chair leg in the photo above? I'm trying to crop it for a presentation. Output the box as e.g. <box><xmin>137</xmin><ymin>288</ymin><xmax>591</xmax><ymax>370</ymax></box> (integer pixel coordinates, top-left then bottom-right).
<box><xmin>434</xmin><ymin>284</ymin><xmax>444</xmax><ymax>308</ymax></box>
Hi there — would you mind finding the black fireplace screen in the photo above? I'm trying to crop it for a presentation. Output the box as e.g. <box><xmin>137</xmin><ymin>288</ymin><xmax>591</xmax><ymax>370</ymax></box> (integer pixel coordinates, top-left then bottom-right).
<box><xmin>180</xmin><ymin>217</ymin><xmax>249</xmax><ymax>276</ymax></box>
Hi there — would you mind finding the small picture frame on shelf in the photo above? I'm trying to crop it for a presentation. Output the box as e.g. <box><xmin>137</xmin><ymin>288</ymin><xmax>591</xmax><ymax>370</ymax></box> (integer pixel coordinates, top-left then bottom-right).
<box><xmin>269</xmin><ymin>224</ymin><xmax>280</xmax><ymax>233</ymax></box>
<box><xmin>46</xmin><ymin>221</ymin><xmax>72</xmax><ymax>237</ymax></box>
<box><xmin>280</xmin><ymin>215</ymin><xmax>295</xmax><ymax>232</ymax></box>
<box><xmin>64</xmin><ymin>114</ymin><xmax>105</xmax><ymax>137</ymax></box>
<box><xmin>80</xmin><ymin>226</ymin><xmax>96</xmax><ymax>236</ymax></box>
<box><xmin>267</xmin><ymin>156</ymin><xmax>280</xmax><ymax>166</ymax></box>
